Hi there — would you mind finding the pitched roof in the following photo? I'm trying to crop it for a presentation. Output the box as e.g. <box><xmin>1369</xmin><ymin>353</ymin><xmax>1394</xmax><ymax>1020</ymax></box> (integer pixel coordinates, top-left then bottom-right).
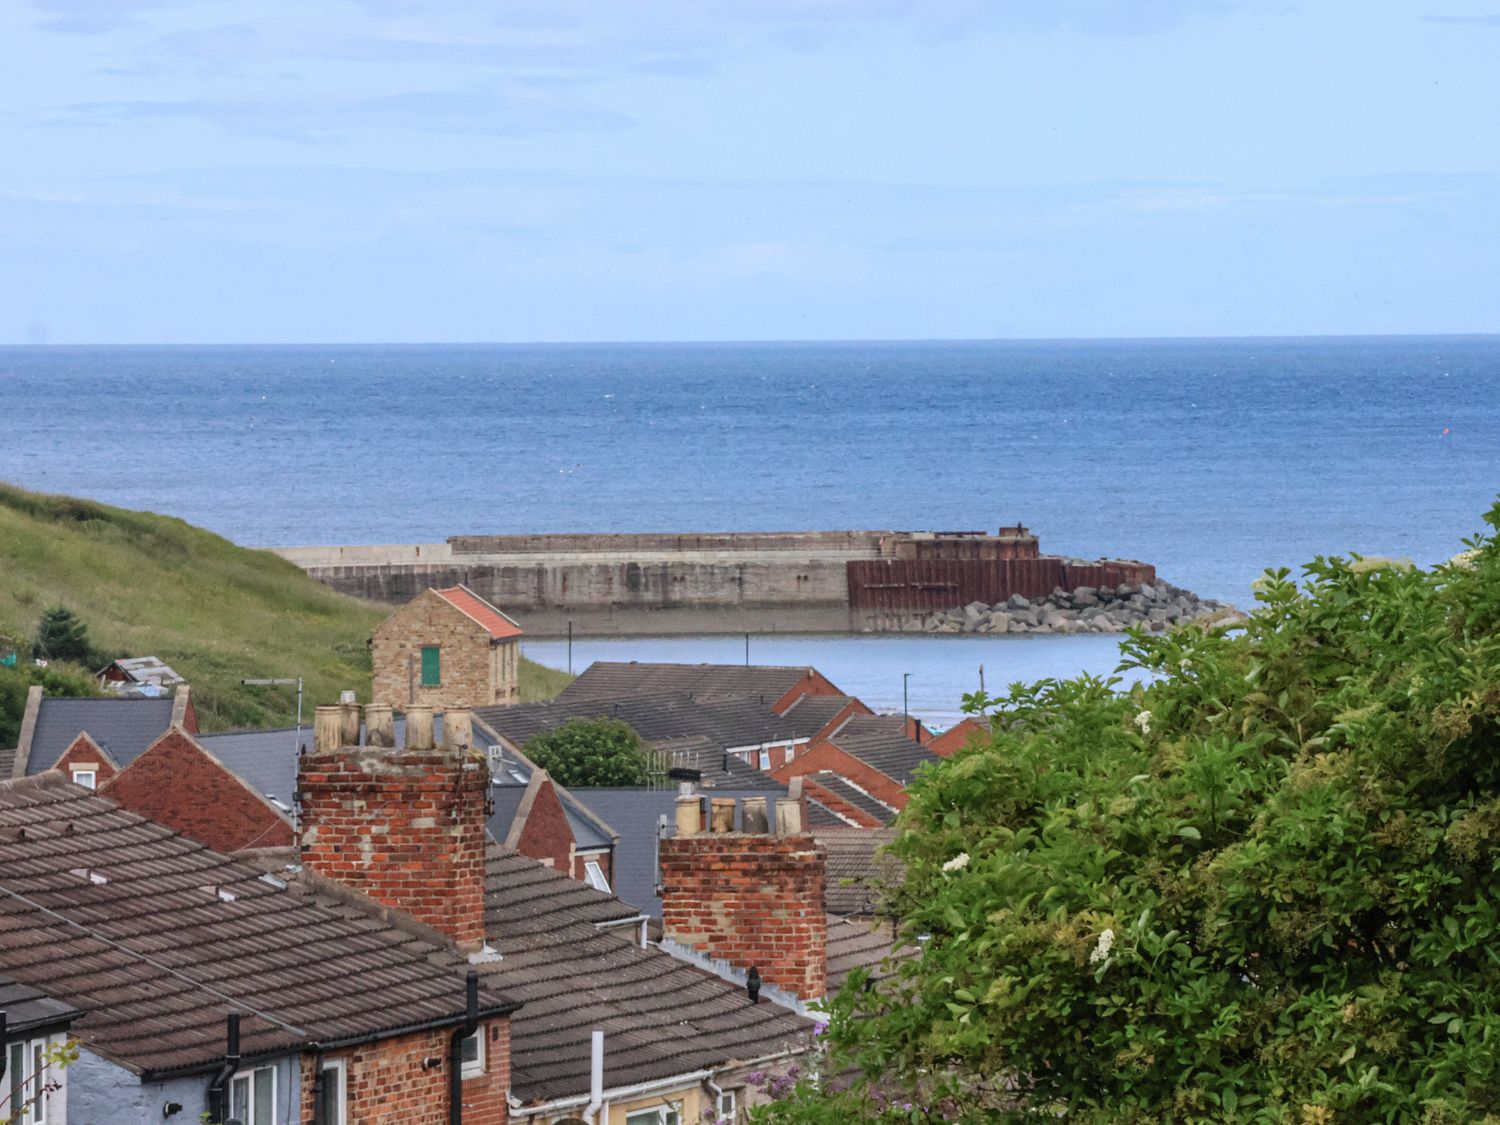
<box><xmin>557</xmin><ymin>662</ymin><xmax>832</xmax><ymax>706</ymax></box>
<box><xmin>475</xmin><ymin>693</ymin><xmax>799</xmax><ymax>788</ymax></box>
<box><xmin>19</xmin><ymin>697</ymin><xmax>176</xmax><ymax>776</ymax></box>
<box><xmin>0</xmin><ymin>975</ymin><xmax>85</xmax><ymax>1036</ymax></box>
<box><xmin>826</xmin><ymin>915</ymin><xmax>901</xmax><ymax>993</ymax></box>
<box><xmin>0</xmin><ymin>774</ymin><xmax>518</xmax><ymax>1077</ymax></box>
<box><xmin>824</xmin><ymin>720</ymin><xmax>943</xmax><ymax>786</ymax></box>
<box><xmin>480</xmin><ymin>847</ymin><xmax>808</xmax><ymax>1106</ymax></box>
<box><xmin>98</xmin><ymin>656</ymin><xmax>185</xmax><ymax>687</ymax></box>
<box><xmin>777</xmin><ymin>694</ymin><xmax>864</xmax><ymax>739</ymax></box>
<box><xmin>817</xmin><ymin>827</ymin><xmax>902</xmax><ymax>917</ymax></box>
<box><xmin>434</xmin><ymin>586</ymin><xmax>523</xmax><ymax>640</ymax></box>
<box><xmin>805</xmin><ymin>772</ymin><xmax>897</xmax><ymax>826</ymax></box>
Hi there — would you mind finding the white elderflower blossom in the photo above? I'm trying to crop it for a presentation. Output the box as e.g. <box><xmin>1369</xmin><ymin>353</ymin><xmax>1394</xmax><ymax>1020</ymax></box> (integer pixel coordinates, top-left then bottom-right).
<box><xmin>1133</xmin><ymin>710</ymin><xmax>1152</xmax><ymax>735</ymax></box>
<box><xmin>942</xmin><ymin>852</ymin><xmax>970</xmax><ymax>873</ymax></box>
<box><xmin>1089</xmin><ymin>928</ymin><xmax>1115</xmax><ymax>964</ymax></box>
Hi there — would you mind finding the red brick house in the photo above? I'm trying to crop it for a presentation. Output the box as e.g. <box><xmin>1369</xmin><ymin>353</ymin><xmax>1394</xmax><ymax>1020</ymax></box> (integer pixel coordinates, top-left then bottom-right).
<box><xmin>371</xmin><ymin>586</ymin><xmax>523</xmax><ymax>711</ymax></box>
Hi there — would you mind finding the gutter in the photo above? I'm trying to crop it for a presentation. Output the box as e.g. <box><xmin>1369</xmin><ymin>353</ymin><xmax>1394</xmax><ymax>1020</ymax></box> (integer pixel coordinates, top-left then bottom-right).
<box><xmin>137</xmin><ymin>1000</ymin><xmax>520</xmax><ymax>1084</ymax></box>
<box><xmin>448</xmin><ymin>971</ymin><xmax>480</xmax><ymax>1125</ymax></box>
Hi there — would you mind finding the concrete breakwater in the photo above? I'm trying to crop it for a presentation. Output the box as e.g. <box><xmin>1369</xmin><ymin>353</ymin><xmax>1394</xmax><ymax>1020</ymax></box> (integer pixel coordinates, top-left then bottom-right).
<box><xmin>271</xmin><ymin>526</ymin><xmax>1163</xmax><ymax>638</ymax></box>
<box><xmin>905</xmin><ymin>581</ymin><xmax>1241</xmax><ymax>636</ymax></box>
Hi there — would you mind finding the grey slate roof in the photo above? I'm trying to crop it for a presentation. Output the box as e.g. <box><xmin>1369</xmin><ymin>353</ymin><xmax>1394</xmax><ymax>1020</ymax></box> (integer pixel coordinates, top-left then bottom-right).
<box><xmin>21</xmin><ymin>697</ymin><xmax>175</xmax><ymax>775</ymax></box>
<box><xmin>826</xmin><ymin>915</ymin><xmax>901</xmax><ymax>993</ymax></box>
<box><xmin>0</xmin><ymin>774</ymin><xmax>518</xmax><ymax>1077</ymax></box>
<box><xmin>476</xmin><ymin>694</ymin><xmax>797</xmax><ymax>790</ymax></box>
<box><xmin>777</xmin><ymin>694</ymin><xmax>862</xmax><ymax>738</ymax></box>
<box><xmin>817</xmin><ymin>827</ymin><xmax>902</xmax><ymax>917</ymax></box>
<box><xmin>826</xmin><ymin>724</ymin><xmax>942</xmax><ymax>786</ymax></box>
<box><xmin>0</xmin><ymin>975</ymin><xmax>85</xmax><ymax>1036</ymax></box>
<box><xmin>557</xmin><ymin>662</ymin><xmax>833</xmax><ymax>706</ymax></box>
<box><xmin>565</xmin><ymin>787</ymin><xmax>791</xmax><ymax>918</ymax></box>
<box><xmin>804</xmin><ymin>798</ymin><xmax>851</xmax><ymax>829</ymax></box>
<box><xmin>0</xmin><ymin>747</ymin><xmax>14</xmax><ymax>780</ymax></box>
<box><xmin>806</xmin><ymin>772</ymin><xmax>897</xmax><ymax>826</ymax></box>
<box><xmin>199</xmin><ymin>715</ymin><xmax>465</xmax><ymax>809</ymax></box>
<box><xmin>480</xmin><ymin>847</ymin><xmax>808</xmax><ymax>1105</ymax></box>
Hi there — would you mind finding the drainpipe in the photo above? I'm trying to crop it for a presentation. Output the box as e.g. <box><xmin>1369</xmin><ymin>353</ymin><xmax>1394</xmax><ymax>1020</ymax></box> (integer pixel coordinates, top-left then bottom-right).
<box><xmin>448</xmin><ymin>971</ymin><xmax>479</xmax><ymax>1125</ymax></box>
<box><xmin>703</xmin><ymin>1073</ymin><xmax>726</xmax><ymax>1123</ymax></box>
<box><xmin>206</xmin><ymin>1013</ymin><xmax>241</xmax><ymax>1124</ymax></box>
<box><xmin>1</xmin><ymin>1009</ymin><xmax>7</xmax><ymax>1085</ymax></box>
<box><xmin>583</xmin><ymin>1029</ymin><xmax>604</xmax><ymax>1123</ymax></box>
<box><xmin>310</xmin><ymin>1049</ymin><xmax>326</xmax><ymax>1125</ymax></box>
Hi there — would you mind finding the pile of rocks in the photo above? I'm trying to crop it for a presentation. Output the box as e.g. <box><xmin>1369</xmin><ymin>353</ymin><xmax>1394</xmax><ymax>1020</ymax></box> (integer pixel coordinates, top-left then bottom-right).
<box><xmin>916</xmin><ymin>582</ymin><xmax>1241</xmax><ymax>635</ymax></box>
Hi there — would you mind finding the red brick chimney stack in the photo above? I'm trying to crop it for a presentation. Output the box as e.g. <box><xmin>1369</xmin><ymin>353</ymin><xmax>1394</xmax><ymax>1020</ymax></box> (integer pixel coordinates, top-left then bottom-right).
<box><xmin>658</xmin><ymin>794</ymin><xmax>827</xmax><ymax>1002</ymax></box>
<box><xmin>298</xmin><ymin>702</ymin><xmax>491</xmax><ymax>951</ymax></box>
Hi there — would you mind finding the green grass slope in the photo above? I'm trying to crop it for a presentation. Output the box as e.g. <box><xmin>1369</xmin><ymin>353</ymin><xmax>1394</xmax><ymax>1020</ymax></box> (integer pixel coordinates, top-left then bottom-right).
<box><xmin>0</xmin><ymin>483</ymin><xmax>572</xmax><ymax>731</ymax></box>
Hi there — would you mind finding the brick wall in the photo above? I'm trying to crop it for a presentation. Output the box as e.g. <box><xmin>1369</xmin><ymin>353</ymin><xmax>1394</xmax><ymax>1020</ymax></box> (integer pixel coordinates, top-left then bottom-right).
<box><xmin>300</xmin><ymin>1019</ymin><xmax>510</xmax><ymax>1124</ymax></box>
<box><xmin>371</xmin><ymin>591</ymin><xmax>515</xmax><ymax>711</ymax></box>
<box><xmin>298</xmin><ymin>742</ymin><xmax>492</xmax><ymax>948</ymax></box>
<box><xmin>770</xmin><ymin>742</ymin><xmax>908</xmax><ymax>810</ymax></box>
<box><xmin>53</xmin><ymin>734</ymin><xmax>119</xmax><ymax>788</ymax></box>
<box><xmin>659</xmin><ymin>829</ymin><xmax>826</xmax><ymax>1002</ymax></box>
<box><xmin>571</xmin><ymin>848</ymin><xmax>612</xmax><ymax>887</ymax></box>
<box><xmin>510</xmin><ymin>775</ymin><xmax>573</xmax><ymax>874</ymax></box>
<box><xmin>928</xmin><ymin>718</ymin><xmax>987</xmax><ymax>758</ymax></box>
<box><xmin>769</xmin><ymin>671</ymin><xmax>845</xmax><ymax>715</ymax></box>
<box><xmin>102</xmin><ymin>728</ymin><xmax>293</xmax><ymax>852</ymax></box>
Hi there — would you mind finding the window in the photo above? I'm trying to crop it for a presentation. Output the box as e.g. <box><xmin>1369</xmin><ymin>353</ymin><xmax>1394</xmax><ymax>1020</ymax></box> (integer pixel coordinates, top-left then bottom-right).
<box><xmin>583</xmin><ymin>860</ymin><xmax>611</xmax><ymax>894</ymax></box>
<box><xmin>420</xmin><ymin>646</ymin><xmax>441</xmax><ymax>686</ymax></box>
<box><xmin>459</xmin><ymin>1028</ymin><xmax>485</xmax><ymax>1079</ymax></box>
<box><xmin>625</xmin><ymin>1105</ymin><xmax>681</xmax><ymax>1125</ymax></box>
<box><xmin>758</xmin><ymin>748</ymin><xmax>771</xmax><ymax>770</ymax></box>
<box><xmin>71</xmin><ymin>769</ymin><xmax>96</xmax><ymax>790</ymax></box>
<box><xmin>717</xmin><ymin>1090</ymin><xmax>738</xmax><ymax>1123</ymax></box>
<box><xmin>229</xmin><ymin>1065</ymin><xmax>276</xmax><ymax>1125</ymax></box>
<box><xmin>6</xmin><ymin>1037</ymin><xmax>55</xmax><ymax>1124</ymax></box>
<box><xmin>318</xmin><ymin>1059</ymin><xmax>347</xmax><ymax>1125</ymax></box>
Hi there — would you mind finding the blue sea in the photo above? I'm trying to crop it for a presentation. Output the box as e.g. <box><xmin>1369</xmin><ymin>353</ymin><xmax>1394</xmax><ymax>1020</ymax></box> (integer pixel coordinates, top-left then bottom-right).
<box><xmin>4</xmin><ymin>337</ymin><xmax>1497</xmax><ymax>722</ymax></box>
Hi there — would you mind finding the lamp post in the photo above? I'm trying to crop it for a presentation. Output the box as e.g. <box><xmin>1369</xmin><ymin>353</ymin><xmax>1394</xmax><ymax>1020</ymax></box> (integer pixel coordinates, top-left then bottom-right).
<box><xmin>903</xmin><ymin>672</ymin><xmax>911</xmax><ymax>726</ymax></box>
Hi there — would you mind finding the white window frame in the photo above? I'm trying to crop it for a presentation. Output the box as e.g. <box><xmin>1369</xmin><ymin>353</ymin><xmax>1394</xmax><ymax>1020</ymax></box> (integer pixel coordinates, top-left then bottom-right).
<box><xmin>319</xmin><ymin>1058</ymin><xmax>347</xmax><ymax>1125</ymax></box>
<box><xmin>229</xmin><ymin>1064</ymin><xmax>277</xmax><ymax>1125</ymax></box>
<box><xmin>6</xmin><ymin>1036</ymin><xmax>57</xmax><ymax>1124</ymax></box>
<box><xmin>625</xmin><ymin>1103</ymin><xmax>681</xmax><ymax>1125</ymax></box>
<box><xmin>758</xmin><ymin>749</ymin><xmax>771</xmax><ymax>770</ymax></box>
<box><xmin>582</xmin><ymin>860</ymin><xmax>611</xmax><ymax>894</ymax></box>
<box><xmin>460</xmin><ymin>1028</ymin><xmax>486</xmax><ymax>1079</ymax></box>
<box><xmin>717</xmin><ymin>1089</ymin><xmax>738</xmax><ymax>1122</ymax></box>
<box><xmin>70</xmin><ymin>769</ymin><xmax>96</xmax><ymax>790</ymax></box>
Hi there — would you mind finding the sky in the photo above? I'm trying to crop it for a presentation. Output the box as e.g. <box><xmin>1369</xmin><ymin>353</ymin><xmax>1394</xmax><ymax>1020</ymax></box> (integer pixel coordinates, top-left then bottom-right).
<box><xmin>2</xmin><ymin>0</ymin><xmax>1498</xmax><ymax>344</ymax></box>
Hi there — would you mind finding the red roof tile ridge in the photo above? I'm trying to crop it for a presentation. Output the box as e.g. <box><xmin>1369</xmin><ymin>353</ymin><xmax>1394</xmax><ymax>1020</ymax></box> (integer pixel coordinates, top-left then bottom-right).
<box><xmin>435</xmin><ymin>584</ymin><xmax>524</xmax><ymax>639</ymax></box>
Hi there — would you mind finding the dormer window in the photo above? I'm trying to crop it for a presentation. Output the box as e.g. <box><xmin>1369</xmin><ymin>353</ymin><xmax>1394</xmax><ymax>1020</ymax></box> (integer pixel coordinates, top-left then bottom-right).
<box><xmin>583</xmin><ymin>861</ymin><xmax>611</xmax><ymax>894</ymax></box>
<box><xmin>70</xmin><ymin>769</ymin><xmax>96</xmax><ymax>791</ymax></box>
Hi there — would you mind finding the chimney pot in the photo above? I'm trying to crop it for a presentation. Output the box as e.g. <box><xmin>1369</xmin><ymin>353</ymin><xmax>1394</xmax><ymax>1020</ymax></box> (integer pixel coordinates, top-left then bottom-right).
<box><xmin>742</xmin><ymin>797</ymin><xmax>769</xmax><ymax>834</ymax></box>
<box><xmin>775</xmin><ymin>798</ymin><xmax>803</xmax><ymax>836</ymax></box>
<box><xmin>364</xmin><ymin>704</ymin><xmax>395</xmax><ymax>748</ymax></box>
<box><xmin>444</xmin><ymin>709</ymin><xmax>472</xmax><ymax>751</ymax></box>
<box><xmin>313</xmin><ymin>705</ymin><xmax>343</xmax><ymax>752</ymax></box>
<box><xmin>674</xmin><ymin>795</ymin><xmax>703</xmax><ymax>837</ymax></box>
<box><xmin>710</xmin><ymin>798</ymin><xmax>737</xmax><ymax>834</ymax></box>
<box><xmin>406</xmin><ymin>706</ymin><xmax>435</xmax><ymax>750</ymax></box>
<box><xmin>339</xmin><ymin>700</ymin><xmax>361</xmax><ymax>746</ymax></box>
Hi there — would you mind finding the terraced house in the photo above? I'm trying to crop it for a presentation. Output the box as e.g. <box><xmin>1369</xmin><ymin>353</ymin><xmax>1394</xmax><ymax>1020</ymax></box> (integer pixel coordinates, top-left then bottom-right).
<box><xmin>1</xmin><ymin>700</ymin><xmax>812</xmax><ymax>1123</ymax></box>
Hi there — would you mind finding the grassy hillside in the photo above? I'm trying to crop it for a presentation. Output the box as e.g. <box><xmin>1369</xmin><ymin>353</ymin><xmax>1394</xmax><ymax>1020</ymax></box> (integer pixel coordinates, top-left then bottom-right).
<box><xmin>0</xmin><ymin>483</ymin><xmax>572</xmax><ymax>730</ymax></box>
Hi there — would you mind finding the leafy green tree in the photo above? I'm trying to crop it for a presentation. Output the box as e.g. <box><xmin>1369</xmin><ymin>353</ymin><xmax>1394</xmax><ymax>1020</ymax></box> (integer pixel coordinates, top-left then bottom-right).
<box><xmin>756</xmin><ymin>506</ymin><xmax>1500</xmax><ymax>1124</ymax></box>
<box><xmin>523</xmin><ymin>717</ymin><xmax>650</xmax><ymax>787</ymax></box>
<box><xmin>0</xmin><ymin>660</ymin><xmax>100</xmax><ymax>748</ymax></box>
<box><xmin>31</xmin><ymin>605</ymin><xmax>94</xmax><ymax>664</ymax></box>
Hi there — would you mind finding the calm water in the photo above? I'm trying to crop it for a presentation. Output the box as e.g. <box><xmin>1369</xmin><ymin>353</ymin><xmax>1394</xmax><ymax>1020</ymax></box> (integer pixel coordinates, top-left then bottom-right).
<box><xmin>4</xmin><ymin>337</ymin><xmax>1497</xmax><ymax>716</ymax></box>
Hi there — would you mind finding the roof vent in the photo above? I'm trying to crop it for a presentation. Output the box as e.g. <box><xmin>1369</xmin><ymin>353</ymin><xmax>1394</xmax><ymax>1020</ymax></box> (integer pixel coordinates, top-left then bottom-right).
<box><xmin>68</xmin><ymin>867</ymin><xmax>107</xmax><ymax>885</ymax></box>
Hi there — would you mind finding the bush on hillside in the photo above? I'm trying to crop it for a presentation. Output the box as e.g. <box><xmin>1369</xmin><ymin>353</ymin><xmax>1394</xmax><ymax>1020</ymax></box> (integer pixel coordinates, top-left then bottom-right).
<box><xmin>0</xmin><ymin>661</ymin><xmax>100</xmax><ymax>749</ymax></box>
<box><xmin>523</xmin><ymin>718</ymin><xmax>650</xmax><ymax>788</ymax></box>
<box><xmin>754</xmin><ymin>506</ymin><xmax>1500</xmax><ymax>1124</ymax></box>
<box><xmin>31</xmin><ymin>605</ymin><xmax>98</xmax><ymax>665</ymax></box>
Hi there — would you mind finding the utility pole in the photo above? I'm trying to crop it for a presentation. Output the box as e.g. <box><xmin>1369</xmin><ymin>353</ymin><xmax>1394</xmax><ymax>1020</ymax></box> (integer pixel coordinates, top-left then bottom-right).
<box><xmin>241</xmin><ymin>677</ymin><xmax>304</xmax><ymax>751</ymax></box>
<box><xmin>567</xmin><ymin>620</ymin><xmax>574</xmax><ymax>675</ymax></box>
<box><xmin>745</xmin><ymin>633</ymin><xmax>750</xmax><ymax>667</ymax></box>
<box><xmin>903</xmin><ymin>672</ymin><xmax>911</xmax><ymax>726</ymax></box>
